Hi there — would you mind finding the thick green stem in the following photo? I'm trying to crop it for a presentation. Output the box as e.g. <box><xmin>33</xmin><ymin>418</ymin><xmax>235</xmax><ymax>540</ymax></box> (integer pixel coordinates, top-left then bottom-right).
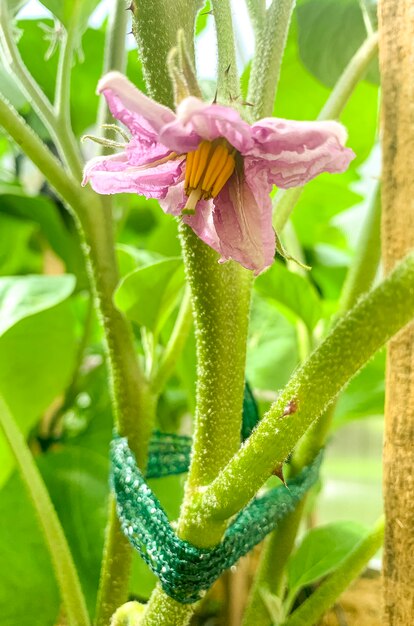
<box><xmin>132</xmin><ymin>0</ymin><xmax>202</xmax><ymax>108</ymax></box>
<box><xmin>211</xmin><ymin>0</ymin><xmax>239</xmax><ymax>100</ymax></box>
<box><xmin>272</xmin><ymin>31</ymin><xmax>379</xmax><ymax>232</ymax></box>
<box><xmin>246</xmin><ymin>0</ymin><xmax>266</xmax><ymax>34</ymax></box>
<box><xmin>280</xmin><ymin>518</ymin><xmax>384</xmax><ymax>626</ymax></box>
<box><xmin>177</xmin><ymin>225</ymin><xmax>252</xmax><ymax>544</ymax></box>
<box><xmin>197</xmin><ymin>250</ymin><xmax>414</xmax><ymax>523</ymax></box>
<box><xmin>248</xmin><ymin>0</ymin><xmax>295</xmax><ymax>120</ymax></box>
<box><xmin>0</xmin><ymin>395</ymin><xmax>90</xmax><ymax>626</ymax></box>
<box><xmin>141</xmin><ymin>226</ymin><xmax>252</xmax><ymax>626</ymax></box>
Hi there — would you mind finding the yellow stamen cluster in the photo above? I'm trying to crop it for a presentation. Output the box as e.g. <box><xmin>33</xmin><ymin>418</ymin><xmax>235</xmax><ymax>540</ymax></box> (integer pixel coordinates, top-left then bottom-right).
<box><xmin>183</xmin><ymin>140</ymin><xmax>236</xmax><ymax>214</ymax></box>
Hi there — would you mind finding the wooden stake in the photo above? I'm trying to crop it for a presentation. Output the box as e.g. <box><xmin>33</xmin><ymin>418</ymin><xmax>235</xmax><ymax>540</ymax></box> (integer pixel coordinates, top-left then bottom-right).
<box><xmin>379</xmin><ymin>2</ymin><xmax>414</xmax><ymax>624</ymax></box>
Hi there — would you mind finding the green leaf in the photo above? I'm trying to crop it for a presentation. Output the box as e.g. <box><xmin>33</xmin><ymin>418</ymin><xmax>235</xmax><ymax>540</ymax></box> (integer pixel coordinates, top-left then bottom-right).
<box><xmin>287</xmin><ymin>521</ymin><xmax>368</xmax><ymax>600</ymax></box>
<box><xmin>0</xmin><ymin>275</ymin><xmax>77</xmax><ymax>486</ymax></box>
<box><xmin>0</xmin><ymin>472</ymin><xmax>60</xmax><ymax>626</ymax></box>
<box><xmin>296</xmin><ymin>0</ymin><xmax>379</xmax><ymax>88</ymax></box>
<box><xmin>0</xmin><ymin>213</ymin><xmax>41</xmax><ymax>275</ymax></box>
<box><xmin>0</xmin><ymin>274</ymin><xmax>75</xmax><ymax>335</ymax></box>
<box><xmin>38</xmin><ymin>446</ymin><xmax>109</xmax><ymax>614</ymax></box>
<box><xmin>196</xmin><ymin>0</ymin><xmax>211</xmax><ymax>35</ymax></box>
<box><xmin>333</xmin><ymin>351</ymin><xmax>385</xmax><ymax>428</ymax></box>
<box><xmin>255</xmin><ymin>262</ymin><xmax>322</xmax><ymax>331</ymax></box>
<box><xmin>247</xmin><ymin>297</ymin><xmax>299</xmax><ymax>391</ymax></box>
<box><xmin>0</xmin><ymin>192</ymin><xmax>85</xmax><ymax>281</ymax></box>
<box><xmin>114</xmin><ymin>258</ymin><xmax>185</xmax><ymax>333</ymax></box>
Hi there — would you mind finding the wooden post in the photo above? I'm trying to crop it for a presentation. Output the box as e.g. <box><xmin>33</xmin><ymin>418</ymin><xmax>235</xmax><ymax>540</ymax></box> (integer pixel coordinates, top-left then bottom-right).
<box><xmin>378</xmin><ymin>2</ymin><xmax>414</xmax><ymax>624</ymax></box>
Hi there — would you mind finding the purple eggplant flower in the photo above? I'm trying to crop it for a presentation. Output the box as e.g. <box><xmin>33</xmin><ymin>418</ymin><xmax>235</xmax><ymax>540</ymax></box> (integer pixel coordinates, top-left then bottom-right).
<box><xmin>83</xmin><ymin>72</ymin><xmax>354</xmax><ymax>273</ymax></box>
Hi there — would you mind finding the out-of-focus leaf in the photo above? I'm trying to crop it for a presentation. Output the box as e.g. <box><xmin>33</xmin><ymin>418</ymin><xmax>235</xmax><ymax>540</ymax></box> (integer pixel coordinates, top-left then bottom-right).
<box><xmin>116</xmin><ymin>244</ymin><xmax>163</xmax><ymax>278</ymax></box>
<box><xmin>0</xmin><ymin>472</ymin><xmax>59</xmax><ymax>626</ymax></box>
<box><xmin>0</xmin><ymin>275</ymin><xmax>77</xmax><ymax>486</ymax></box>
<box><xmin>0</xmin><ymin>274</ymin><xmax>75</xmax><ymax>335</ymax></box>
<box><xmin>276</xmin><ymin>22</ymin><xmax>378</xmax><ymax>164</ymax></box>
<box><xmin>287</xmin><ymin>520</ymin><xmax>368</xmax><ymax>599</ymax></box>
<box><xmin>114</xmin><ymin>258</ymin><xmax>184</xmax><ymax>333</ymax></box>
<box><xmin>247</xmin><ymin>296</ymin><xmax>299</xmax><ymax>391</ymax></box>
<box><xmin>38</xmin><ymin>446</ymin><xmax>109</xmax><ymax>614</ymax></box>
<box><xmin>0</xmin><ymin>213</ymin><xmax>40</xmax><ymax>275</ymax></box>
<box><xmin>195</xmin><ymin>0</ymin><xmax>211</xmax><ymax>35</ymax></box>
<box><xmin>255</xmin><ymin>261</ymin><xmax>323</xmax><ymax>331</ymax></box>
<box><xmin>292</xmin><ymin>172</ymin><xmax>362</xmax><ymax>250</ymax></box>
<box><xmin>38</xmin><ymin>0</ymin><xmax>100</xmax><ymax>34</ymax></box>
<box><xmin>296</xmin><ymin>0</ymin><xmax>379</xmax><ymax>87</ymax></box>
<box><xmin>333</xmin><ymin>351</ymin><xmax>385</xmax><ymax>428</ymax></box>
<box><xmin>0</xmin><ymin>193</ymin><xmax>84</xmax><ymax>276</ymax></box>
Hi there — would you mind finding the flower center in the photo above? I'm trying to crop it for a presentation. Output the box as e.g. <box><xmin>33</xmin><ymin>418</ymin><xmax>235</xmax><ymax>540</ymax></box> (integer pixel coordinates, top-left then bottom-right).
<box><xmin>183</xmin><ymin>140</ymin><xmax>236</xmax><ymax>214</ymax></box>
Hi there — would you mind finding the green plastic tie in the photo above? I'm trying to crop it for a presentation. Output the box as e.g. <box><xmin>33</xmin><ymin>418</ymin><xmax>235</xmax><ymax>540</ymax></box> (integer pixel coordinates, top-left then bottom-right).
<box><xmin>111</xmin><ymin>435</ymin><xmax>322</xmax><ymax>604</ymax></box>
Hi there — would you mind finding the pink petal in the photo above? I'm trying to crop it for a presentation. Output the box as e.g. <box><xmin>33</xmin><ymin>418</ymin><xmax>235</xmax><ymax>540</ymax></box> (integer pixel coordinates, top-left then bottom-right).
<box><xmin>159</xmin><ymin>182</ymin><xmax>221</xmax><ymax>250</ymax></box>
<box><xmin>82</xmin><ymin>151</ymin><xmax>184</xmax><ymax>199</ymax></box>
<box><xmin>212</xmin><ymin>168</ymin><xmax>275</xmax><ymax>274</ymax></box>
<box><xmin>98</xmin><ymin>72</ymin><xmax>176</xmax><ymax>140</ymax></box>
<box><xmin>246</xmin><ymin>118</ymin><xmax>355</xmax><ymax>188</ymax></box>
<box><xmin>159</xmin><ymin>97</ymin><xmax>254</xmax><ymax>153</ymax></box>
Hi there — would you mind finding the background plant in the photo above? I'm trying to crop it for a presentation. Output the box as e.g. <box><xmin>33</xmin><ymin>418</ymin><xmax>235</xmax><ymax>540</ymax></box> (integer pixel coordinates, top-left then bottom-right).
<box><xmin>0</xmin><ymin>1</ymin><xmax>411</xmax><ymax>626</ymax></box>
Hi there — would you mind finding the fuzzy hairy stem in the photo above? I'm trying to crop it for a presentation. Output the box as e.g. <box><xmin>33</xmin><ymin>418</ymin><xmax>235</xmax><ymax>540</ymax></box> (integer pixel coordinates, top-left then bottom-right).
<box><xmin>272</xmin><ymin>31</ymin><xmax>379</xmax><ymax>233</ymax></box>
<box><xmin>0</xmin><ymin>396</ymin><xmax>90</xmax><ymax>626</ymax></box>
<box><xmin>196</xmin><ymin>250</ymin><xmax>414</xmax><ymax>524</ymax></box>
<box><xmin>132</xmin><ymin>0</ymin><xmax>202</xmax><ymax>108</ymax></box>
<box><xmin>248</xmin><ymin>0</ymin><xmax>295</xmax><ymax>120</ymax></box>
<box><xmin>211</xmin><ymin>0</ymin><xmax>239</xmax><ymax>101</ymax></box>
<box><xmin>379</xmin><ymin>2</ymin><xmax>414</xmax><ymax>624</ymax></box>
<box><xmin>141</xmin><ymin>227</ymin><xmax>252</xmax><ymax>626</ymax></box>
<box><xmin>280</xmin><ymin>518</ymin><xmax>384</xmax><ymax>626</ymax></box>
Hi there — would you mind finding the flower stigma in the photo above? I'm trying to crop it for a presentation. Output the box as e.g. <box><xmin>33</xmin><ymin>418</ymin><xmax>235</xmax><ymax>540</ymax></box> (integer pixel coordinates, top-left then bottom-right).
<box><xmin>183</xmin><ymin>139</ymin><xmax>237</xmax><ymax>214</ymax></box>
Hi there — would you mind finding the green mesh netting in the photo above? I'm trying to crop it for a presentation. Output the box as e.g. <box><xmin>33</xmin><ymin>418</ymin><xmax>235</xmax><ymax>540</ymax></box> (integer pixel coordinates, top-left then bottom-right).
<box><xmin>111</xmin><ymin>434</ymin><xmax>322</xmax><ymax>604</ymax></box>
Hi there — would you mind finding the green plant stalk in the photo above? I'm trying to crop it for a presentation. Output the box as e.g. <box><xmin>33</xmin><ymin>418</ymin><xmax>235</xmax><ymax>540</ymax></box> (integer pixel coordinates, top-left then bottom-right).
<box><xmin>151</xmin><ymin>286</ymin><xmax>193</xmax><ymax>394</ymax></box>
<box><xmin>0</xmin><ymin>395</ymin><xmax>90</xmax><ymax>626</ymax></box>
<box><xmin>53</xmin><ymin>14</ymin><xmax>84</xmax><ymax>180</ymax></box>
<box><xmin>0</xmin><ymin>94</ymin><xmax>155</xmax><ymax>624</ymax></box>
<box><xmin>242</xmin><ymin>500</ymin><xmax>307</xmax><ymax>626</ymax></box>
<box><xmin>176</xmin><ymin>225</ymin><xmax>252</xmax><ymax>543</ymax></box>
<box><xmin>141</xmin><ymin>227</ymin><xmax>253</xmax><ymax>626</ymax></box>
<box><xmin>339</xmin><ymin>183</ymin><xmax>381</xmax><ymax>312</ymax></box>
<box><xmin>0</xmin><ymin>1</ymin><xmax>83</xmax><ymax>178</ymax></box>
<box><xmin>132</xmin><ymin>0</ymin><xmax>202</xmax><ymax>108</ymax></box>
<box><xmin>248</xmin><ymin>0</ymin><xmax>295</xmax><ymax>120</ymax></box>
<box><xmin>273</xmin><ymin>31</ymin><xmax>379</xmax><ymax>233</ymax></box>
<box><xmin>246</xmin><ymin>0</ymin><xmax>266</xmax><ymax>34</ymax></box>
<box><xmin>97</xmin><ymin>0</ymin><xmax>129</xmax><ymax>135</ymax></box>
<box><xmin>280</xmin><ymin>517</ymin><xmax>384</xmax><ymax>626</ymax></box>
<box><xmin>194</xmin><ymin>250</ymin><xmax>414</xmax><ymax>525</ymax></box>
<box><xmin>210</xmin><ymin>0</ymin><xmax>239</xmax><ymax>100</ymax></box>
